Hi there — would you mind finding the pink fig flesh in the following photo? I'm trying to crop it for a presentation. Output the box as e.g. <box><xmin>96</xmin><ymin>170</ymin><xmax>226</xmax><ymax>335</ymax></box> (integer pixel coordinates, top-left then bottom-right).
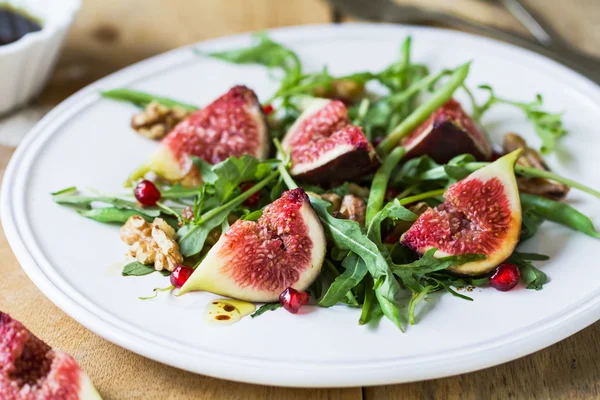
<box><xmin>281</xmin><ymin>99</ymin><xmax>379</xmax><ymax>183</ymax></box>
<box><xmin>179</xmin><ymin>188</ymin><xmax>326</xmax><ymax>302</ymax></box>
<box><xmin>0</xmin><ymin>312</ymin><xmax>101</xmax><ymax>400</ymax></box>
<box><xmin>401</xmin><ymin>151</ymin><xmax>522</xmax><ymax>275</ymax></box>
<box><xmin>132</xmin><ymin>85</ymin><xmax>269</xmax><ymax>186</ymax></box>
<box><xmin>401</xmin><ymin>99</ymin><xmax>492</xmax><ymax>163</ymax></box>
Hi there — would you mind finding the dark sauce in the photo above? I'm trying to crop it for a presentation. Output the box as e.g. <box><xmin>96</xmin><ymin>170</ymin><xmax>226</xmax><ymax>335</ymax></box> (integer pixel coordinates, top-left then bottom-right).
<box><xmin>223</xmin><ymin>304</ymin><xmax>235</xmax><ymax>312</ymax></box>
<box><xmin>215</xmin><ymin>315</ymin><xmax>231</xmax><ymax>321</ymax></box>
<box><xmin>0</xmin><ymin>5</ymin><xmax>42</xmax><ymax>46</ymax></box>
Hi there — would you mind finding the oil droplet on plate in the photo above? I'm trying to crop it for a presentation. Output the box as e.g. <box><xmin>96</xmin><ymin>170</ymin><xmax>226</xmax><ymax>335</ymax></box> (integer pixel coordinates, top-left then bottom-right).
<box><xmin>205</xmin><ymin>299</ymin><xmax>256</xmax><ymax>325</ymax></box>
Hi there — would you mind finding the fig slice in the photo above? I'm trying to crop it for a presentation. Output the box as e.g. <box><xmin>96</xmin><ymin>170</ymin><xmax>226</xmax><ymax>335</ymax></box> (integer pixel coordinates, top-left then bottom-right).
<box><xmin>401</xmin><ymin>99</ymin><xmax>492</xmax><ymax>163</ymax></box>
<box><xmin>400</xmin><ymin>150</ymin><xmax>522</xmax><ymax>275</ymax></box>
<box><xmin>281</xmin><ymin>98</ymin><xmax>379</xmax><ymax>183</ymax></box>
<box><xmin>179</xmin><ymin>188</ymin><xmax>326</xmax><ymax>302</ymax></box>
<box><xmin>130</xmin><ymin>85</ymin><xmax>269</xmax><ymax>186</ymax></box>
<box><xmin>0</xmin><ymin>312</ymin><xmax>101</xmax><ymax>400</ymax></box>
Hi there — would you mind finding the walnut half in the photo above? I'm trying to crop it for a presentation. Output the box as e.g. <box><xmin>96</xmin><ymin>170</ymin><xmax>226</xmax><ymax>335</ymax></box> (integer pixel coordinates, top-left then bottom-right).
<box><xmin>120</xmin><ymin>216</ymin><xmax>183</xmax><ymax>272</ymax></box>
<box><xmin>130</xmin><ymin>102</ymin><xmax>192</xmax><ymax>140</ymax></box>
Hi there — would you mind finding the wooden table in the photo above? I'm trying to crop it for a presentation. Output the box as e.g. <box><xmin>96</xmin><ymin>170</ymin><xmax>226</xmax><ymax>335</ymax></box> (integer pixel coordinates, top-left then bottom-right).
<box><xmin>1</xmin><ymin>1</ymin><xmax>599</xmax><ymax>398</ymax></box>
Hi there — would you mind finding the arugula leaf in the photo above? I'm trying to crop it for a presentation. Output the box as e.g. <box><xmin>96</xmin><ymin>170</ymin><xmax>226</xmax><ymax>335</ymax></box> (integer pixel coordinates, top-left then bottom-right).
<box><xmin>241</xmin><ymin>209</ymin><xmax>263</xmax><ymax>221</ymax></box>
<box><xmin>123</xmin><ymin>262</ymin><xmax>158</xmax><ymax>276</ymax></box>
<box><xmin>358</xmin><ymin>276</ymin><xmax>384</xmax><ymax>325</ymax></box>
<box><xmin>50</xmin><ymin>186</ymin><xmax>77</xmax><ymax>196</ymax></box>
<box><xmin>77</xmin><ymin>208</ymin><xmax>150</xmax><ymax>224</ymax></box>
<box><xmin>319</xmin><ymin>253</ymin><xmax>368</xmax><ymax>307</ymax></box>
<box><xmin>392</xmin><ymin>249</ymin><xmax>486</xmax><ymax>292</ymax></box>
<box><xmin>160</xmin><ymin>183</ymin><xmax>201</xmax><ymax>199</ymax></box>
<box><xmin>100</xmin><ymin>89</ymin><xmax>198</xmax><ymax>110</ymax></box>
<box><xmin>467</xmin><ymin>85</ymin><xmax>567</xmax><ymax>154</ymax></box>
<box><xmin>53</xmin><ymin>192</ymin><xmax>161</xmax><ymax>217</ymax></box>
<box><xmin>408</xmin><ymin>285</ymin><xmax>435</xmax><ymax>325</ymax></box>
<box><xmin>178</xmin><ymin>170</ymin><xmax>279</xmax><ymax>256</ymax></box>
<box><xmin>192</xmin><ymin>155</ymin><xmax>272</xmax><ymax>203</ymax></box>
<box><xmin>507</xmin><ymin>251</ymin><xmax>549</xmax><ymax>290</ymax></box>
<box><xmin>205</xmin><ymin>32</ymin><xmax>302</xmax><ymax>85</ymax></box>
<box><xmin>309</xmin><ymin>196</ymin><xmax>403</xmax><ymax>330</ymax></box>
<box><xmin>367</xmin><ymin>199</ymin><xmax>417</xmax><ymax>247</ymax></box>
<box><xmin>251</xmin><ymin>303</ymin><xmax>282</xmax><ymax>318</ymax></box>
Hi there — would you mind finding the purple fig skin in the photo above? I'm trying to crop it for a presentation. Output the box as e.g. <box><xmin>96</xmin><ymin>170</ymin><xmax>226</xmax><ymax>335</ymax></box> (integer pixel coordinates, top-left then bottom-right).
<box><xmin>293</xmin><ymin>144</ymin><xmax>380</xmax><ymax>184</ymax></box>
<box><xmin>402</xmin><ymin>99</ymin><xmax>492</xmax><ymax>163</ymax></box>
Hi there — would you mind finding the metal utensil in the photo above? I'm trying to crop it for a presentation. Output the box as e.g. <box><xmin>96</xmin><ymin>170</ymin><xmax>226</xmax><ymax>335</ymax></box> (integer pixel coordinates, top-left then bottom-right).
<box><xmin>498</xmin><ymin>0</ymin><xmax>600</xmax><ymax>62</ymax></box>
<box><xmin>326</xmin><ymin>0</ymin><xmax>600</xmax><ymax>85</ymax></box>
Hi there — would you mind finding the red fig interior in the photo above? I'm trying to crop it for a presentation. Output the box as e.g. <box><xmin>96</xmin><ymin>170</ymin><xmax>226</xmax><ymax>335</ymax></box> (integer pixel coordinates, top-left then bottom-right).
<box><xmin>179</xmin><ymin>188</ymin><xmax>327</xmax><ymax>302</ymax></box>
<box><xmin>401</xmin><ymin>151</ymin><xmax>522</xmax><ymax>275</ymax></box>
<box><xmin>133</xmin><ymin>85</ymin><xmax>270</xmax><ymax>185</ymax></box>
<box><xmin>0</xmin><ymin>312</ymin><xmax>99</xmax><ymax>399</ymax></box>
<box><xmin>281</xmin><ymin>99</ymin><xmax>379</xmax><ymax>183</ymax></box>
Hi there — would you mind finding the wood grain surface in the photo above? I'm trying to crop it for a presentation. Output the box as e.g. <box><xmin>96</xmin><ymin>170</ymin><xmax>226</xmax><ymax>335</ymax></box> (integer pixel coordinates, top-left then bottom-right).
<box><xmin>1</xmin><ymin>0</ymin><xmax>599</xmax><ymax>399</ymax></box>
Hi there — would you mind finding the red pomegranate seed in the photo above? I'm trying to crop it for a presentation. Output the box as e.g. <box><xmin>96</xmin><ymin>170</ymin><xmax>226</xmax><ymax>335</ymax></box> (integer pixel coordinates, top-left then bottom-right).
<box><xmin>262</xmin><ymin>104</ymin><xmax>274</xmax><ymax>115</ymax></box>
<box><xmin>134</xmin><ymin>180</ymin><xmax>161</xmax><ymax>206</ymax></box>
<box><xmin>489</xmin><ymin>263</ymin><xmax>521</xmax><ymax>291</ymax></box>
<box><xmin>170</xmin><ymin>265</ymin><xmax>194</xmax><ymax>288</ymax></box>
<box><xmin>279</xmin><ymin>287</ymin><xmax>310</xmax><ymax>314</ymax></box>
<box><xmin>240</xmin><ymin>182</ymin><xmax>261</xmax><ymax>208</ymax></box>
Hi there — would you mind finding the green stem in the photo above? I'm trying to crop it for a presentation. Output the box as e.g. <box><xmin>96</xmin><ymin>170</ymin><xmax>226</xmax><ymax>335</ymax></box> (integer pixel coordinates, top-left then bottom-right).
<box><xmin>515</xmin><ymin>165</ymin><xmax>600</xmax><ymax>199</ymax></box>
<box><xmin>156</xmin><ymin>202</ymin><xmax>183</xmax><ymax>221</ymax></box>
<box><xmin>359</xmin><ymin>277</ymin><xmax>375</xmax><ymax>325</ymax></box>
<box><xmin>199</xmin><ymin>171</ymin><xmax>279</xmax><ymax>222</ymax></box>
<box><xmin>366</xmin><ymin>147</ymin><xmax>406</xmax><ymax>224</ymax></box>
<box><xmin>277</xmin><ymin>163</ymin><xmax>299</xmax><ymax>190</ymax></box>
<box><xmin>387</xmin><ymin>68</ymin><xmax>449</xmax><ymax>107</ymax></box>
<box><xmin>101</xmin><ymin>89</ymin><xmax>199</xmax><ymax>111</ymax></box>
<box><xmin>377</xmin><ymin>62</ymin><xmax>471</xmax><ymax>156</ymax></box>
<box><xmin>399</xmin><ymin>189</ymin><xmax>446</xmax><ymax>206</ymax></box>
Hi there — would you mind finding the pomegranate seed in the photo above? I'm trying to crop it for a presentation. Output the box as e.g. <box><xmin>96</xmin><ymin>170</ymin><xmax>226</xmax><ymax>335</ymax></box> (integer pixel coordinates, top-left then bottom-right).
<box><xmin>170</xmin><ymin>265</ymin><xmax>194</xmax><ymax>288</ymax></box>
<box><xmin>134</xmin><ymin>180</ymin><xmax>161</xmax><ymax>206</ymax></box>
<box><xmin>373</xmin><ymin>136</ymin><xmax>385</xmax><ymax>146</ymax></box>
<box><xmin>279</xmin><ymin>287</ymin><xmax>310</xmax><ymax>314</ymax></box>
<box><xmin>489</xmin><ymin>263</ymin><xmax>521</xmax><ymax>291</ymax></box>
<box><xmin>241</xmin><ymin>182</ymin><xmax>261</xmax><ymax>208</ymax></box>
<box><xmin>262</xmin><ymin>104</ymin><xmax>274</xmax><ymax>115</ymax></box>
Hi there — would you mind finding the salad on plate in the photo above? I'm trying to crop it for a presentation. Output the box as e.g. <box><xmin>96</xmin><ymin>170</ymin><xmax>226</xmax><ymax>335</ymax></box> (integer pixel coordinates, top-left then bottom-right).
<box><xmin>52</xmin><ymin>33</ymin><xmax>600</xmax><ymax>330</ymax></box>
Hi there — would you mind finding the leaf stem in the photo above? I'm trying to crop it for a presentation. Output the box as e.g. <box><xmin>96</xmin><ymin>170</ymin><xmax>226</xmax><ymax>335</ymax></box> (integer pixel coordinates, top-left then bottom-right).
<box><xmin>515</xmin><ymin>165</ymin><xmax>600</xmax><ymax>199</ymax></box>
<box><xmin>366</xmin><ymin>146</ymin><xmax>406</xmax><ymax>224</ymax></box>
<box><xmin>100</xmin><ymin>89</ymin><xmax>198</xmax><ymax>111</ymax></box>
<box><xmin>399</xmin><ymin>189</ymin><xmax>446</xmax><ymax>205</ymax></box>
<box><xmin>377</xmin><ymin>62</ymin><xmax>471</xmax><ymax>155</ymax></box>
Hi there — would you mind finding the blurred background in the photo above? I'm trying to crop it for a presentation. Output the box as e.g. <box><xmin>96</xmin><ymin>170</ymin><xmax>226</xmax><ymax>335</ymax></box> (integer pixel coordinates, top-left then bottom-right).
<box><xmin>0</xmin><ymin>1</ymin><xmax>598</xmax><ymax>161</ymax></box>
<box><xmin>32</xmin><ymin>0</ymin><xmax>600</xmax><ymax>105</ymax></box>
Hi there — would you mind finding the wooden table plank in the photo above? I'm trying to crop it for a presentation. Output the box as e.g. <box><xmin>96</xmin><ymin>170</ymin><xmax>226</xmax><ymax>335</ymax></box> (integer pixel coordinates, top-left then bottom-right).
<box><xmin>365</xmin><ymin>323</ymin><xmax>600</xmax><ymax>399</ymax></box>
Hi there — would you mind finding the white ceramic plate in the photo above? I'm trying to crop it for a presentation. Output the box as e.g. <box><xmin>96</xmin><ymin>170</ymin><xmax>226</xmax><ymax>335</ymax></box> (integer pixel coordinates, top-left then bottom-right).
<box><xmin>2</xmin><ymin>24</ymin><xmax>600</xmax><ymax>387</ymax></box>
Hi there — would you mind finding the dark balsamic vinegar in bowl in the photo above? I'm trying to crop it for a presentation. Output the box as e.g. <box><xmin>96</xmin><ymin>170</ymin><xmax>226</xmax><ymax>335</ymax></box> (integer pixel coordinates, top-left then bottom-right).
<box><xmin>0</xmin><ymin>4</ymin><xmax>42</xmax><ymax>46</ymax></box>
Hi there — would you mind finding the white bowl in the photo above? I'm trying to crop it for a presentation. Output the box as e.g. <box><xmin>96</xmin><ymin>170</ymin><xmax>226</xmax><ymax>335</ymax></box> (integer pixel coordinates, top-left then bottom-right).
<box><xmin>0</xmin><ymin>0</ymin><xmax>81</xmax><ymax>115</ymax></box>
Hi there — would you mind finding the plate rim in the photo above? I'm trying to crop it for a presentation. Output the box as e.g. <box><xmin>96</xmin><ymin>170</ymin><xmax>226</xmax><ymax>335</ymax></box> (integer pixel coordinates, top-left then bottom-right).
<box><xmin>2</xmin><ymin>22</ymin><xmax>600</xmax><ymax>387</ymax></box>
